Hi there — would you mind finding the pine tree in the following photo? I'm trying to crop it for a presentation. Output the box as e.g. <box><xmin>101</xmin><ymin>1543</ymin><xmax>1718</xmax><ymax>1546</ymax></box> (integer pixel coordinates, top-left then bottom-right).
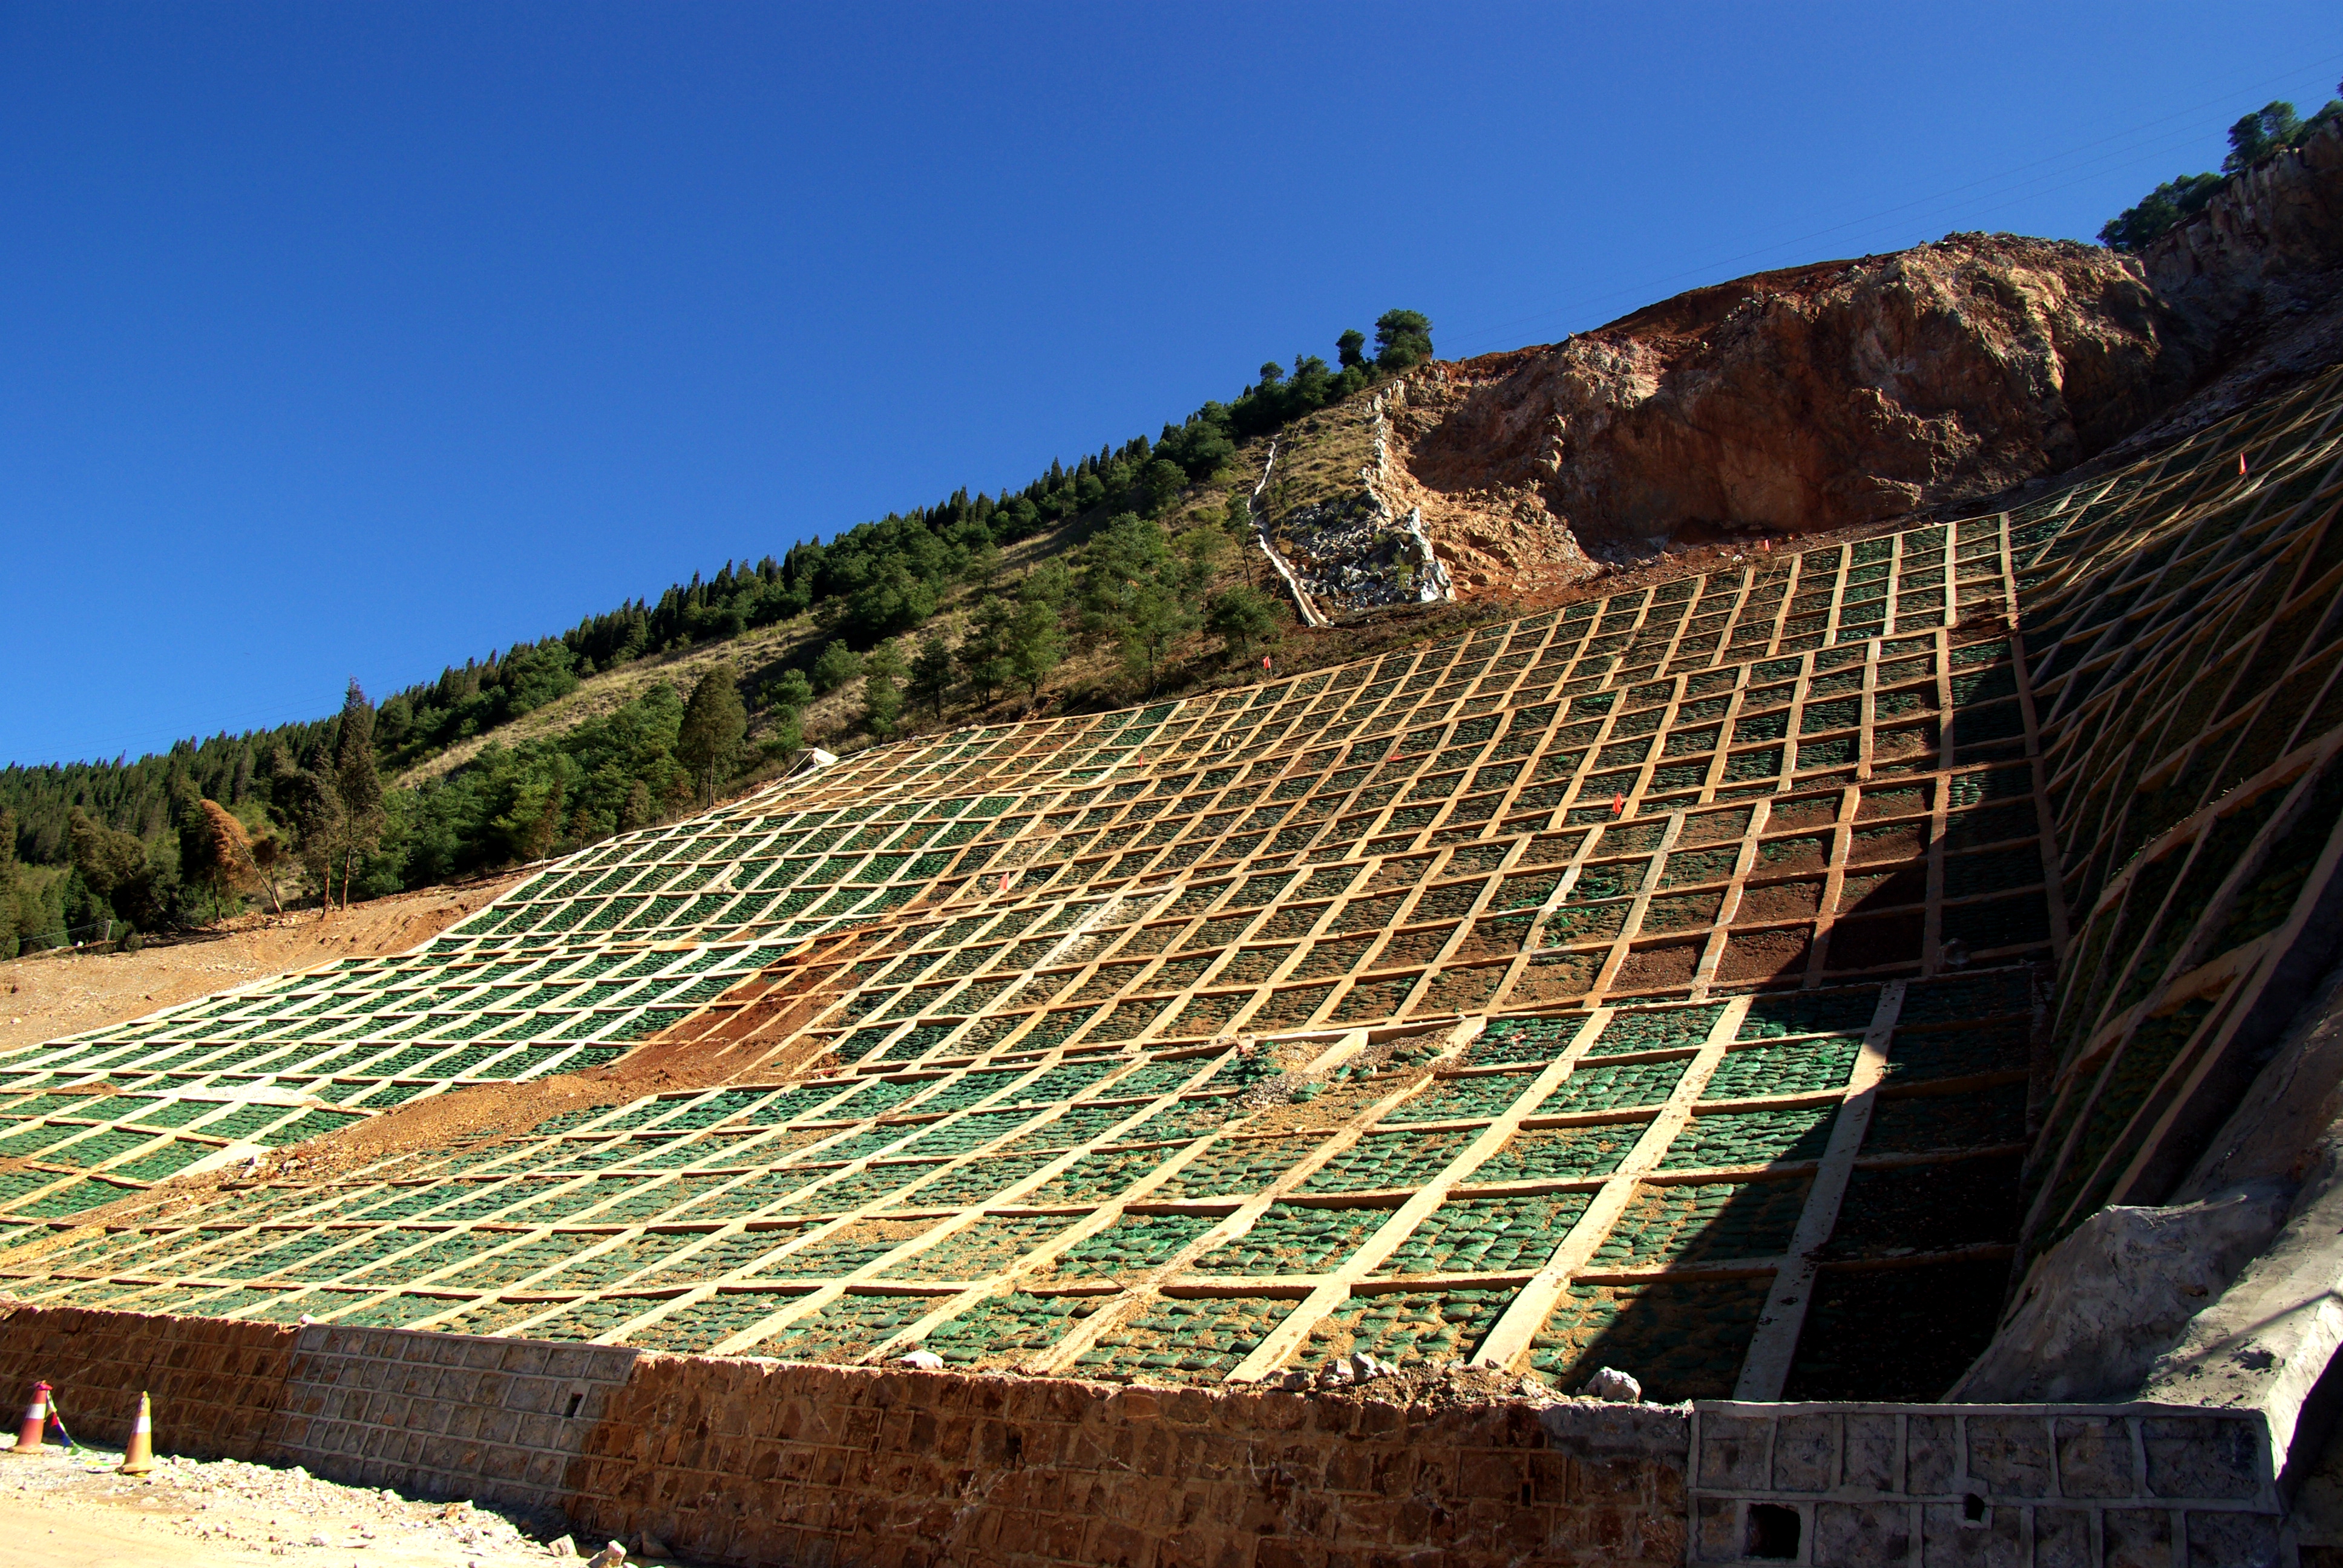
<box><xmin>284</xmin><ymin>740</ymin><xmax>344</xmax><ymax>914</ymax></box>
<box><xmin>333</xmin><ymin>682</ymin><xmax>386</xmax><ymax>910</ymax></box>
<box><xmin>0</xmin><ymin>807</ymin><xmax>17</xmax><ymax>958</ymax></box>
<box><xmin>1207</xmin><ymin>586</ymin><xmax>1279</xmax><ymax>662</ymax></box>
<box><xmin>67</xmin><ymin>806</ymin><xmax>154</xmax><ymax>935</ymax></box>
<box><xmin>911</xmin><ymin>630</ymin><xmax>955</xmax><ymax>719</ymax></box>
<box><xmin>958</xmin><ymin>597</ymin><xmax>1016</xmax><ymax>706</ymax></box>
<box><xmin>1008</xmin><ymin>600</ymin><xmax>1061</xmax><ymax>701</ymax></box>
<box><xmin>1374</xmin><ymin>309</ymin><xmax>1434</xmax><ymax>370</ymax></box>
<box><xmin>677</xmin><ymin>667</ymin><xmax>748</xmax><ymax>805</ymax></box>
<box><xmin>811</xmin><ymin>640</ymin><xmax>862</xmax><ymax>693</ymax></box>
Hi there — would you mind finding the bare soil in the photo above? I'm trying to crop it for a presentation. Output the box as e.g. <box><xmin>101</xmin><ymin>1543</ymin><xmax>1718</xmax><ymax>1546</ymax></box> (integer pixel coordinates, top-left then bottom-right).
<box><xmin>0</xmin><ymin>877</ymin><xmax>531</xmax><ymax>1061</ymax></box>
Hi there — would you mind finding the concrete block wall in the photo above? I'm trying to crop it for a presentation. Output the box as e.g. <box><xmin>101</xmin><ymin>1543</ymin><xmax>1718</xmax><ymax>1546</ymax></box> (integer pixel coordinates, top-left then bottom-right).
<box><xmin>271</xmin><ymin>1325</ymin><xmax>639</xmax><ymax>1514</ymax></box>
<box><xmin>1689</xmin><ymin>1401</ymin><xmax>2283</xmax><ymax>1566</ymax></box>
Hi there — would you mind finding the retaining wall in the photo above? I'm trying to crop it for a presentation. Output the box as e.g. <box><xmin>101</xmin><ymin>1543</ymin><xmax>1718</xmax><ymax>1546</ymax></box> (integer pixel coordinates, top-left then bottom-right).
<box><xmin>0</xmin><ymin>1302</ymin><xmax>1688</xmax><ymax>1567</ymax></box>
<box><xmin>1690</xmin><ymin>1400</ymin><xmax>2284</xmax><ymax>1567</ymax></box>
<box><xmin>0</xmin><ymin>1302</ymin><xmax>2298</xmax><ymax>1567</ymax></box>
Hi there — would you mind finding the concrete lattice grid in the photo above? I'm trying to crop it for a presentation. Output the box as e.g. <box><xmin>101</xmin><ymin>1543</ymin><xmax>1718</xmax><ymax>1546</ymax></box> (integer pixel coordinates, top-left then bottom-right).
<box><xmin>7</xmin><ymin>365</ymin><xmax>2337</xmax><ymax>1403</ymax></box>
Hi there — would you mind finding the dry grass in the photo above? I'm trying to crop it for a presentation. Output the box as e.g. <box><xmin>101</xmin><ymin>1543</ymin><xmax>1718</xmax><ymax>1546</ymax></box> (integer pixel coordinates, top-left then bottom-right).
<box><xmin>1261</xmin><ymin>397</ymin><xmax>1381</xmax><ymax>529</ymax></box>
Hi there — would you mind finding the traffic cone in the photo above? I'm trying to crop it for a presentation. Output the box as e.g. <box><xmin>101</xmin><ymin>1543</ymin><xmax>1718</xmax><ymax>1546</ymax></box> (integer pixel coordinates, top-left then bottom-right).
<box><xmin>119</xmin><ymin>1391</ymin><xmax>154</xmax><ymax>1475</ymax></box>
<box><xmin>9</xmin><ymin>1382</ymin><xmax>50</xmax><ymax>1457</ymax></box>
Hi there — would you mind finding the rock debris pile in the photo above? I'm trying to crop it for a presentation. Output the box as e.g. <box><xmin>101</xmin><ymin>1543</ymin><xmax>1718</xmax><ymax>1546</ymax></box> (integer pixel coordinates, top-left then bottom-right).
<box><xmin>1274</xmin><ymin>494</ymin><xmax>1453</xmax><ymax>613</ymax></box>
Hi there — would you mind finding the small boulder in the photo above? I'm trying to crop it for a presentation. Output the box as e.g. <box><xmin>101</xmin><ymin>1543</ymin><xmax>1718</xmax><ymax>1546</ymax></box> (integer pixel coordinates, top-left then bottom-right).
<box><xmin>1581</xmin><ymin>1367</ymin><xmax>1642</xmax><ymax>1402</ymax></box>
<box><xmin>895</xmin><ymin>1350</ymin><xmax>945</xmax><ymax>1370</ymax></box>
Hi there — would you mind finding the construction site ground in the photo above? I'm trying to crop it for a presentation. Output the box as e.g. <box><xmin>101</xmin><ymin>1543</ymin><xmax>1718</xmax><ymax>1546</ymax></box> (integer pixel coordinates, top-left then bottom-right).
<box><xmin>0</xmin><ymin>876</ymin><xmax>529</xmax><ymax>1061</ymax></box>
<box><xmin>0</xmin><ymin>1439</ymin><xmax>582</xmax><ymax>1567</ymax></box>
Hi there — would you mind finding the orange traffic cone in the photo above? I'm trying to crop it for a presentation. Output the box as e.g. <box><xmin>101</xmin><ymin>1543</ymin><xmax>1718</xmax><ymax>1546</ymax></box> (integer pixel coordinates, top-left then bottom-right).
<box><xmin>9</xmin><ymin>1382</ymin><xmax>50</xmax><ymax>1457</ymax></box>
<box><xmin>119</xmin><ymin>1391</ymin><xmax>154</xmax><ymax>1475</ymax></box>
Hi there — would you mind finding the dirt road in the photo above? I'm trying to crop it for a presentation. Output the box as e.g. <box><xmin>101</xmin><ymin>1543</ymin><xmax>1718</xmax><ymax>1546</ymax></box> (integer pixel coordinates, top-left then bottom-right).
<box><xmin>0</xmin><ymin>876</ymin><xmax>529</xmax><ymax>1059</ymax></box>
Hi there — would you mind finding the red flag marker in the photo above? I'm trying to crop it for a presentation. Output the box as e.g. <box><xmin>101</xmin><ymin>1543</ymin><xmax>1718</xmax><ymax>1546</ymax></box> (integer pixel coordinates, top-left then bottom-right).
<box><xmin>1611</xmin><ymin>792</ymin><xmax>1625</xmax><ymax>816</ymax></box>
<box><xmin>1262</xmin><ymin>655</ymin><xmax>1272</xmax><ymax>670</ymax></box>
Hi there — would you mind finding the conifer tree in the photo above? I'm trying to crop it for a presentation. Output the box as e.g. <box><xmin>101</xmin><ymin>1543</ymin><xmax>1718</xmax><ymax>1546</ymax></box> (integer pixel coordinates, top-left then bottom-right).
<box><xmin>1374</xmin><ymin>309</ymin><xmax>1434</xmax><ymax>369</ymax></box>
<box><xmin>284</xmin><ymin>740</ymin><xmax>344</xmax><ymax>914</ymax></box>
<box><xmin>958</xmin><ymin>597</ymin><xmax>1016</xmax><ymax>706</ymax></box>
<box><xmin>0</xmin><ymin>807</ymin><xmax>17</xmax><ymax>957</ymax></box>
<box><xmin>67</xmin><ymin>806</ymin><xmax>154</xmax><ymax>935</ymax></box>
<box><xmin>862</xmin><ymin>644</ymin><xmax>907</xmax><ymax>739</ymax></box>
<box><xmin>911</xmin><ymin>630</ymin><xmax>955</xmax><ymax>719</ymax></box>
<box><xmin>333</xmin><ymin>683</ymin><xmax>385</xmax><ymax>910</ymax></box>
<box><xmin>1207</xmin><ymin>586</ymin><xmax>1279</xmax><ymax>662</ymax></box>
<box><xmin>811</xmin><ymin>640</ymin><xmax>862</xmax><ymax>693</ymax></box>
<box><xmin>1008</xmin><ymin>599</ymin><xmax>1061</xmax><ymax>701</ymax></box>
<box><xmin>677</xmin><ymin>667</ymin><xmax>748</xmax><ymax>805</ymax></box>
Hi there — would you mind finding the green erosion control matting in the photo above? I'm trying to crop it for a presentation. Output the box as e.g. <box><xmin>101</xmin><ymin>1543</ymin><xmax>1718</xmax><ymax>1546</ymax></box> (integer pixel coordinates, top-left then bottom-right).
<box><xmin>11</xmin><ymin>364</ymin><xmax>2343</xmax><ymax>1402</ymax></box>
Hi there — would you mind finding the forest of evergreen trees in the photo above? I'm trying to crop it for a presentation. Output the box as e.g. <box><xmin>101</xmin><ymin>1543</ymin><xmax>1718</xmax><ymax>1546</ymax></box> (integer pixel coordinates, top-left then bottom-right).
<box><xmin>0</xmin><ymin>312</ymin><xmax>1433</xmax><ymax>952</ymax></box>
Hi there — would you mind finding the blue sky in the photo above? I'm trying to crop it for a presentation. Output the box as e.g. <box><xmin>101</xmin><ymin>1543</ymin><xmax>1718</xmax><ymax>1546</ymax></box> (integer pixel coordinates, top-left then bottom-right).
<box><xmin>4</xmin><ymin>2</ymin><xmax>2339</xmax><ymax>767</ymax></box>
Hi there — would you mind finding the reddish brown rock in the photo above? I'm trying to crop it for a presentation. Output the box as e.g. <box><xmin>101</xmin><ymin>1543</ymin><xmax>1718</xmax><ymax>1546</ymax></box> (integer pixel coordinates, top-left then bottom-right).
<box><xmin>1386</xmin><ymin>235</ymin><xmax>2201</xmax><ymax>589</ymax></box>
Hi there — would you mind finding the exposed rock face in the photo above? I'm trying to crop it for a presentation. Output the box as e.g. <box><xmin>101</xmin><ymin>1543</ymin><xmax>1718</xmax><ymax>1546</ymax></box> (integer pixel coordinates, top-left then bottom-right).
<box><xmin>2146</xmin><ymin>117</ymin><xmax>2343</xmax><ymax>310</ymax></box>
<box><xmin>1947</xmin><ymin>1182</ymin><xmax>2292</xmax><ymax>1404</ymax></box>
<box><xmin>1383</xmin><ymin>122</ymin><xmax>2343</xmax><ymax>599</ymax></box>
<box><xmin>1388</xmin><ymin>236</ymin><xmax>2200</xmax><ymax>590</ymax></box>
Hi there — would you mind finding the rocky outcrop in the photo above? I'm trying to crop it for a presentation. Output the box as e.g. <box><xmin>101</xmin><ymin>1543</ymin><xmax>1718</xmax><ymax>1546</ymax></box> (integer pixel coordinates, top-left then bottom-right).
<box><xmin>1383</xmin><ymin>123</ymin><xmax>2343</xmax><ymax>598</ymax></box>
<box><xmin>1947</xmin><ymin>1182</ymin><xmax>2293</xmax><ymax>1403</ymax></box>
<box><xmin>2146</xmin><ymin>117</ymin><xmax>2343</xmax><ymax>310</ymax></box>
<box><xmin>1388</xmin><ymin>237</ymin><xmax>2202</xmax><ymax>584</ymax></box>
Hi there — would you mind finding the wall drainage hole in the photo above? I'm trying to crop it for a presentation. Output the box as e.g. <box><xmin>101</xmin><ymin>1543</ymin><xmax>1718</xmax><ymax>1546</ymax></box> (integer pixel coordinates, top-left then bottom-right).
<box><xmin>1746</xmin><ymin>1503</ymin><xmax>1800</xmax><ymax>1560</ymax></box>
<box><xmin>565</xmin><ymin>1393</ymin><xmax>585</xmax><ymax>1419</ymax></box>
<box><xmin>1962</xmin><ymin>1492</ymin><xmax>1987</xmax><ymax>1524</ymax></box>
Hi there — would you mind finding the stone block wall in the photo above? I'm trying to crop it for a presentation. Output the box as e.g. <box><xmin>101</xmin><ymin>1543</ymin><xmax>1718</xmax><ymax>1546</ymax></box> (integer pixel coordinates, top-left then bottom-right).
<box><xmin>0</xmin><ymin>1301</ymin><xmax>294</xmax><ymax>1460</ymax></box>
<box><xmin>3</xmin><ymin>1304</ymin><xmax>2310</xmax><ymax>1568</ymax></box>
<box><xmin>1689</xmin><ymin>1400</ymin><xmax>2282</xmax><ymax>1566</ymax></box>
<box><xmin>0</xmin><ymin>1302</ymin><xmax>1691</xmax><ymax>1568</ymax></box>
<box><xmin>270</xmin><ymin>1325</ymin><xmax>639</xmax><ymax>1514</ymax></box>
<box><xmin>564</xmin><ymin>1354</ymin><xmax>1691</xmax><ymax>1568</ymax></box>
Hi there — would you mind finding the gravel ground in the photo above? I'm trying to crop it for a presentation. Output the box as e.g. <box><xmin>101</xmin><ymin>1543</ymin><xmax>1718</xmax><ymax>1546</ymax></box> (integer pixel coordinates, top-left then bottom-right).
<box><xmin>0</xmin><ymin>1438</ymin><xmax>661</xmax><ymax>1567</ymax></box>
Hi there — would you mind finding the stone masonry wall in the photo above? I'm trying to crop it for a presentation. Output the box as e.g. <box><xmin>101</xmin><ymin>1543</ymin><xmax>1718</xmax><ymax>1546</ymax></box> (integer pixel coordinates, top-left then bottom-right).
<box><xmin>565</xmin><ymin>1354</ymin><xmax>1689</xmax><ymax>1568</ymax></box>
<box><xmin>0</xmin><ymin>1303</ymin><xmax>1691</xmax><ymax>1568</ymax></box>
<box><xmin>0</xmin><ymin>1301</ymin><xmax>294</xmax><ymax>1460</ymax></box>
<box><xmin>1</xmin><ymin>1304</ymin><xmax>2299</xmax><ymax>1567</ymax></box>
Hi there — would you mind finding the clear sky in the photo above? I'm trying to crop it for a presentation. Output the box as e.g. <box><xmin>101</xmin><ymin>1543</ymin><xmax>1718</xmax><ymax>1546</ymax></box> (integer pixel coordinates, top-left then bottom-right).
<box><xmin>4</xmin><ymin>2</ymin><xmax>2339</xmax><ymax>768</ymax></box>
